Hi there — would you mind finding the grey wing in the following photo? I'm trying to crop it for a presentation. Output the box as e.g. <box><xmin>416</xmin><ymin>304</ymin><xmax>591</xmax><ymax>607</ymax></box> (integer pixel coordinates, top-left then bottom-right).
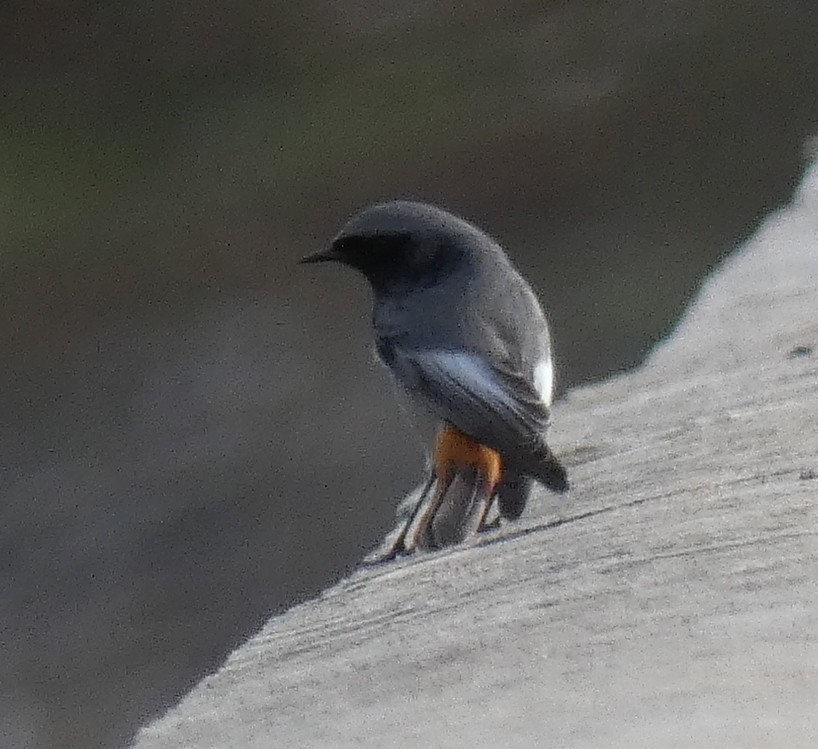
<box><xmin>378</xmin><ymin>344</ymin><xmax>551</xmax><ymax>461</ymax></box>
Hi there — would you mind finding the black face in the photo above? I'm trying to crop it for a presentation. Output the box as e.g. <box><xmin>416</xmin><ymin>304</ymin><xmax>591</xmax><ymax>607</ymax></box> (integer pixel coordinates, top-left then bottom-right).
<box><xmin>330</xmin><ymin>231</ymin><xmax>411</xmax><ymax>278</ymax></box>
<box><xmin>323</xmin><ymin>231</ymin><xmax>460</xmax><ymax>293</ymax></box>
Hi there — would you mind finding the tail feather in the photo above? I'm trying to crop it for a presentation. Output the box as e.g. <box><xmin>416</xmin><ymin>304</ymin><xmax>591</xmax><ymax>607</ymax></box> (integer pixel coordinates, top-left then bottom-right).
<box><xmin>529</xmin><ymin>446</ymin><xmax>569</xmax><ymax>493</ymax></box>
<box><xmin>497</xmin><ymin>472</ymin><xmax>533</xmax><ymax>520</ymax></box>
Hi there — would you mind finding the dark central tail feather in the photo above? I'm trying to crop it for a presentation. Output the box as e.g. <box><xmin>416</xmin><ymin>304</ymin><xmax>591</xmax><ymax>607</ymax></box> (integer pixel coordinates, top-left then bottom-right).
<box><xmin>518</xmin><ymin>444</ymin><xmax>569</xmax><ymax>494</ymax></box>
<box><xmin>498</xmin><ymin>451</ymin><xmax>568</xmax><ymax>522</ymax></box>
<box><xmin>497</xmin><ymin>471</ymin><xmax>533</xmax><ymax>520</ymax></box>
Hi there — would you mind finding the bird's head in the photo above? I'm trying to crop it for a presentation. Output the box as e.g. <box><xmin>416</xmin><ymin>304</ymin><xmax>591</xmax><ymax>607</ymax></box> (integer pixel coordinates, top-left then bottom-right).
<box><xmin>300</xmin><ymin>200</ymin><xmax>480</xmax><ymax>293</ymax></box>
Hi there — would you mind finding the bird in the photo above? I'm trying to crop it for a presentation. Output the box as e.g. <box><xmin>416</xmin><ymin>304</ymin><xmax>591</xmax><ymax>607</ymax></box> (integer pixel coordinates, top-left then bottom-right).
<box><xmin>300</xmin><ymin>200</ymin><xmax>568</xmax><ymax>559</ymax></box>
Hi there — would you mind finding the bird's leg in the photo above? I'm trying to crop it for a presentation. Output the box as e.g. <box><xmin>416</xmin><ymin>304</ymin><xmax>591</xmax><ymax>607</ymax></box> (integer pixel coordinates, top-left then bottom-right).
<box><xmin>475</xmin><ymin>486</ymin><xmax>500</xmax><ymax>531</ymax></box>
<box><xmin>362</xmin><ymin>470</ymin><xmax>438</xmax><ymax>564</ymax></box>
<box><xmin>390</xmin><ymin>469</ymin><xmax>439</xmax><ymax>556</ymax></box>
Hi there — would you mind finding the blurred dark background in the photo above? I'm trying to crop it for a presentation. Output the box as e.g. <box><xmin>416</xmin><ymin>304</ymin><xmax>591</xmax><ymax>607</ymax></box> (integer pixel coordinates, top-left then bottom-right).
<box><xmin>1</xmin><ymin>2</ymin><xmax>817</xmax><ymax>747</ymax></box>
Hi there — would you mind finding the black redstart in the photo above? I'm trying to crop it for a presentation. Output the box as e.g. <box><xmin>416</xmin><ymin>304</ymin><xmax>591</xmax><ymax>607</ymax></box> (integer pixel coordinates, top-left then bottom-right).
<box><xmin>301</xmin><ymin>200</ymin><xmax>568</xmax><ymax>558</ymax></box>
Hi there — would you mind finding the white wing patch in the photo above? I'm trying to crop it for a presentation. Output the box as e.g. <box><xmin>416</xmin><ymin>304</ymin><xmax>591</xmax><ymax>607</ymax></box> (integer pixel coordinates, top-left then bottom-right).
<box><xmin>534</xmin><ymin>356</ymin><xmax>553</xmax><ymax>407</ymax></box>
<box><xmin>420</xmin><ymin>350</ymin><xmax>551</xmax><ymax>416</ymax></box>
<box><xmin>381</xmin><ymin>346</ymin><xmax>553</xmax><ymax>454</ymax></box>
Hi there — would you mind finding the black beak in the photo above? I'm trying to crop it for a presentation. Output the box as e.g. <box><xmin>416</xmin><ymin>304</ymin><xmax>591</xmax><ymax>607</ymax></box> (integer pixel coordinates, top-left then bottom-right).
<box><xmin>299</xmin><ymin>243</ymin><xmax>341</xmax><ymax>265</ymax></box>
